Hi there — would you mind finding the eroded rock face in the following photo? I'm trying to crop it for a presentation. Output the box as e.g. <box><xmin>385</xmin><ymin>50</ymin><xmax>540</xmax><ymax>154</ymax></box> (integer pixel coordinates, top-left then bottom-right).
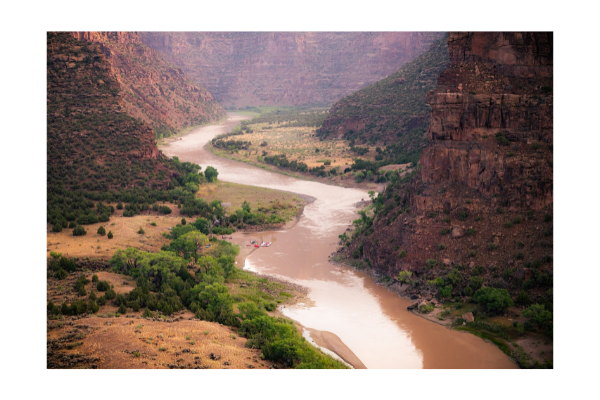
<box><xmin>345</xmin><ymin>33</ymin><xmax>553</xmax><ymax>299</ymax></box>
<box><xmin>139</xmin><ymin>32</ymin><xmax>442</xmax><ymax>107</ymax></box>
<box><xmin>420</xmin><ymin>32</ymin><xmax>553</xmax><ymax>211</ymax></box>
<box><xmin>70</xmin><ymin>32</ymin><xmax>225</xmax><ymax>137</ymax></box>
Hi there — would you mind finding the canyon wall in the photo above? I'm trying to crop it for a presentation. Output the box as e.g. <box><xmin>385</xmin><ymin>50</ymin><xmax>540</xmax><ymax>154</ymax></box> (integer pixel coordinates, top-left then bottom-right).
<box><xmin>347</xmin><ymin>32</ymin><xmax>553</xmax><ymax>302</ymax></box>
<box><xmin>71</xmin><ymin>32</ymin><xmax>225</xmax><ymax>138</ymax></box>
<box><xmin>139</xmin><ymin>32</ymin><xmax>444</xmax><ymax>107</ymax></box>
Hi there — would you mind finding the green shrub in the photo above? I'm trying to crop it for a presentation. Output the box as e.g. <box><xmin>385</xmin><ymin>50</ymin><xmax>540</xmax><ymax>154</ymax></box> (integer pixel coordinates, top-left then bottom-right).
<box><xmin>488</xmin><ymin>243</ymin><xmax>498</xmax><ymax>251</ymax></box>
<box><xmin>516</xmin><ymin>252</ymin><xmax>524</xmax><ymax>260</ymax></box>
<box><xmin>474</xmin><ymin>287</ymin><xmax>514</xmax><ymax>314</ymax></box>
<box><xmin>107</xmin><ymin>231</ymin><xmax>113</xmax><ymax>239</ymax></box>
<box><xmin>463</xmin><ymin>286</ymin><xmax>473</xmax><ymax>297</ymax></box>
<box><xmin>505</xmin><ymin>221</ymin><xmax>513</xmax><ymax>228</ymax></box>
<box><xmin>118</xmin><ymin>304</ymin><xmax>127</xmax><ymax>314</ymax></box>
<box><xmin>92</xmin><ymin>274</ymin><xmax>98</xmax><ymax>283</ymax></box>
<box><xmin>522</xmin><ymin>304</ymin><xmax>552</xmax><ymax>330</ymax></box>
<box><xmin>458</xmin><ymin>210</ymin><xmax>470</xmax><ymax>221</ymax></box>
<box><xmin>54</xmin><ymin>269</ymin><xmax>68</xmax><ymax>280</ymax></box>
<box><xmin>96</xmin><ymin>280</ymin><xmax>110</xmax><ymax>292</ymax></box>
<box><xmin>150</xmin><ymin>222</ymin><xmax>157</xmax><ymax>226</ymax></box>
<box><xmin>68</xmin><ymin>221</ymin><xmax>77</xmax><ymax>228</ymax></box>
<box><xmin>469</xmin><ymin>276</ymin><xmax>484</xmax><ymax>290</ymax></box>
<box><xmin>398</xmin><ymin>250</ymin><xmax>407</xmax><ymax>258</ymax></box>
<box><xmin>97</xmin><ymin>296</ymin><xmax>107</xmax><ymax>306</ymax></box>
<box><xmin>73</xmin><ymin>225</ymin><xmax>87</xmax><ymax>236</ymax></box>
<box><xmin>468</xmin><ymin>250</ymin><xmax>477</xmax><ymax>257</ymax></box>
<box><xmin>142</xmin><ymin>308</ymin><xmax>154</xmax><ymax>318</ymax></box>
<box><xmin>471</xmin><ymin>265</ymin><xmax>486</xmax><ymax>276</ymax></box>
<box><xmin>518</xmin><ymin>241</ymin><xmax>524</xmax><ymax>248</ymax></box>
<box><xmin>397</xmin><ymin>271</ymin><xmax>412</xmax><ymax>283</ymax></box>
<box><xmin>419</xmin><ymin>303</ymin><xmax>435</xmax><ymax>314</ymax></box>
<box><xmin>495</xmin><ymin>132</ymin><xmax>510</xmax><ymax>146</ymax></box>
<box><xmin>438</xmin><ymin>243</ymin><xmax>446</xmax><ymax>250</ymax></box>
<box><xmin>513</xmin><ymin>216</ymin><xmax>523</xmax><ymax>224</ymax></box>
<box><xmin>466</xmin><ymin>228</ymin><xmax>476</xmax><ymax>236</ymax></box>
<box><xmin>181</xmin><ymin>218</ymin><xmax>186</xmax><ymax>225</ymax></box>
<box><xmin>137</xmin><ymin>227</ymin><xmax>145</xmax><ymax>234</ymax></box>
<box><xmin>426</xmin><ymin>259</ymin><xmax>438</xmax><ymax>267</ymax></box>
<box><xmin>117</xmin><ymin>202</ymin><xmax>123</xmax><ymax>210</ymax></box>
<box><xmin>475</xmin><ymin>216</ymin><xmax>481</xmax><ymax>221</ymax></box>
<box><xmin>496</xmin><ymin>207</ymin><xmax>504</xmax><ymax>214</ymax></box>
<box><xmin>89</xmin><ymin>300</ymin><xmax>99</xmax><ymax>314</ymax></box>
<box><xmin>440</xmin><ymin>228</ymin><xmax>449</xmax><ymax>235</ymax></box>
<box><xmin>97</xmin><ymin>226</ymin><xmax>106</xmax><ymax>235</ymax></box>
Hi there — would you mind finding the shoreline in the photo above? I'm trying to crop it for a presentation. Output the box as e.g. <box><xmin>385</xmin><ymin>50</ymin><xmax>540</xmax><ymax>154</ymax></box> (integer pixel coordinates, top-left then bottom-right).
<box><xmin>329</xmin><ymin>252</ymin><xmax>521</xmax><ymax>367</ymax></box>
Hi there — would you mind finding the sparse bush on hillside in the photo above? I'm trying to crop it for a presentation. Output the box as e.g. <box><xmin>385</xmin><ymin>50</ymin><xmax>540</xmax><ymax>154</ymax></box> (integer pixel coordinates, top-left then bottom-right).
<box><xmin>96</xmin><ymin>280</ymin><xmax>110</xmax><ymax>292</ymax></box>
<box><xmin>72</xmin><ymin>225</ymin><xmax>87</xmax><ymax>236</ymax></box>
<box><xmin>107</xmin><ymin>231</ymin><xmax>113</xmax><ymax>239</ymax></box>
<box><xmin>97</xmin><ymin>226</ymin><xmax>106</xmax><ymax>235</ymax></box>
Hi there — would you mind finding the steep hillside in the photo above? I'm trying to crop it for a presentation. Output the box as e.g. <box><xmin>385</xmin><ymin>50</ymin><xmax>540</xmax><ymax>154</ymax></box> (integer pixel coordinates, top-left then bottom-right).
<box><xmin>342</xmin><ymin>32</ymin><xmax>553</xmax><ymax>312</ymax></box>
<box><xmin>139</xmin><ymin>32</ymin><xmax>444</xmax><ymax>107</ymax></box>
<box><xmin>47</xmin><ymin>33</ymin><xmax>201</xmax><ymax>230</ymax></box>
<box><xmin>71</xmin><ymin>32</ymin><xmax>225</xmax><ymax>138</ymax></box>
<box><xmin>318</xmin><ymin>34</ymin><xmax>449</xmax><ymax>155</ymax></box>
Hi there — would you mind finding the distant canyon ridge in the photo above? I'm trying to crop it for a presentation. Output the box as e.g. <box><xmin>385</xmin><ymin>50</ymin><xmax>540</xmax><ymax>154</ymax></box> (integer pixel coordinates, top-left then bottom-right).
<box><xmin>139</xmin><ymin>32</ymin><xmax>445</xmax><ymax>108</ymax></box>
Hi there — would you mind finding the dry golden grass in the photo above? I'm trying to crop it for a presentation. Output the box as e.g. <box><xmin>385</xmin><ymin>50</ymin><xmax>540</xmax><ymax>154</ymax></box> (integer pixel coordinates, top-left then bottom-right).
<box><xmin>196</xmin><ymin>181</ymin><xmax>304</xmax><ymax>221</ymax></box>
<box><xmin>46</xmin><ymin>203</ymin><xmax>185</xmax><ymax>259</ymax></box>
<box><xmin>49</xmin><ymin>315</ymin><xmax>273</xmax><ymax>369</ymax></box>
<box><xmin>215</xmin><ymin>123</ymin><xmax>377</xmax><ymax>169</ymax></box>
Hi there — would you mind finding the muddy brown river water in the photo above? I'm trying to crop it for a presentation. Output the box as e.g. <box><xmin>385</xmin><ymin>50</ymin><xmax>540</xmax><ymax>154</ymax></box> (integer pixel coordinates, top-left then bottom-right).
<box><xmin>162</xmin><ymin>114</ymin><xmax>516</xmax><ymax>369</ymax></box>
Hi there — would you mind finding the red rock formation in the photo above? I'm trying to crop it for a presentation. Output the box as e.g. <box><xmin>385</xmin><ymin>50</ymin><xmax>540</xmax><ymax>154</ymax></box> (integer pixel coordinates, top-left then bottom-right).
<box><xmin>420</xmin><ymin>32</ymin><xmax>553</xmax><ymax>211</ymax></box>
<box><xmin>139</xmin><ymin>32</ymin><xmax>443</xmax><ymax>107</ymax></box>
<box><xmin>70</xmin><ymin>32</ymin><xmax>225</xmax><ymax>137</ymax></box>
<box><xmin>345</xmin><ymin>32</ymin><xmax>553</xmax><ymax>301</ymax></box>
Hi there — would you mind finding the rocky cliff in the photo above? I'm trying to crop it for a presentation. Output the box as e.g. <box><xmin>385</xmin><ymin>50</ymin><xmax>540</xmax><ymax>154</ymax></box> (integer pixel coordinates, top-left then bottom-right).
<box><xmin>139</xmin><ymin>32</ymin><xmax>443</xmax><ymax>108</ymax></box>
<box><xmin>70</xmin><ymin>32</ymin><xmax>225</xmax><ymax>138</ymax></box>
<box><xmin>344</xmin><ymin>32</ymin><xmax>553</xmax><ymax>303</ymax></box>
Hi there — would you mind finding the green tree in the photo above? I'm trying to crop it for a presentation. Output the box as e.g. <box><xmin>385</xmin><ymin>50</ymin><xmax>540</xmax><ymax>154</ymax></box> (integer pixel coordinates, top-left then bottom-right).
<box><xmin>242</xmin><ymin>200</ymin><xmax>251</xmax><ymax>213</ymax></box>
<box><xmin>205</xmin><ymin>166</ymin><xmax>219</xmax><ymax>182</ymax></box>
<box><xmin>107</xmin><ymin>231</ymin><xmax>113</xmax><ymax>239</ymax></box>
<box><xmin>181</xmin><ymin>218</ymin><xmax>186</xmax><ymax>225</ymax></box>
<box><xmin>97</xmin><ymin>226</ymin><xmax>106</xmax><ymax>235</ymax></box>
<box><xmin>474</xmin><ymin>287</ymin><xmax>514</xmax><ymax>314</ymax></box>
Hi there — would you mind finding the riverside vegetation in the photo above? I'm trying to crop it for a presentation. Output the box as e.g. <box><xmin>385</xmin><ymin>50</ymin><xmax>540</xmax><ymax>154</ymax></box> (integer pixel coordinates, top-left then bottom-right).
<box><xmin>47</xmin><ymin>228</ymin><xmax>348</xmax><ymax>368</ymax></box>
<box><xmin>208</xmin><ymin>106</ymin><xmax>415</xmax><ymax>185</ymax></box>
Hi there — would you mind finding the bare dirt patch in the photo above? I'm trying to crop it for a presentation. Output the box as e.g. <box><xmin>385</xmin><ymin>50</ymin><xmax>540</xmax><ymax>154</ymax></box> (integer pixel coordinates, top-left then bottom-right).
<box><xmin>47</xmin><ymin>315</ymin><xmax>274</xmax><ymax>369</ymax></box>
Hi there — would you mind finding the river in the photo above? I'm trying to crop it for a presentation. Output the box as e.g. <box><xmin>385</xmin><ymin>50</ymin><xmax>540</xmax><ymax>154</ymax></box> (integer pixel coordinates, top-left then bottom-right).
<box><xmin>161</xmin><ymin>113</ymin><xmax>516</xmax><ymax>369</ymax></box>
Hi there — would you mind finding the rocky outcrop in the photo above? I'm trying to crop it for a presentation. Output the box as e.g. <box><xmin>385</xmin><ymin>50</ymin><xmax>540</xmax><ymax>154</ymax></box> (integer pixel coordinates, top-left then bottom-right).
<box><xmin>344</xmin><ymin>32</ymin><xmax>553</xmax><ymax>302</ymax></box>
<box><xmin>419</xmin><ymin>32</ymin><xmax>553</xmax><ymax>211</ymax></box>
<box><xmin>139</xmin><ymin>32</ymin><xmax>442</xmax><ymax>107</ymax></box>
<box><xmin>70</xmin><ymin>32</ymin><xmax>225</xmax><ymax>138</ymax></box>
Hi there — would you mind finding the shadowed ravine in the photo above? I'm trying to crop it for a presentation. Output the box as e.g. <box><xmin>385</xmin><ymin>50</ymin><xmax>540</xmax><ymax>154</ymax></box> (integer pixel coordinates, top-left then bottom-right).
<box><xmin>161</xmin><ymin>113</ymin><xmax>516</xmax><ymax>369</ymax></box>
